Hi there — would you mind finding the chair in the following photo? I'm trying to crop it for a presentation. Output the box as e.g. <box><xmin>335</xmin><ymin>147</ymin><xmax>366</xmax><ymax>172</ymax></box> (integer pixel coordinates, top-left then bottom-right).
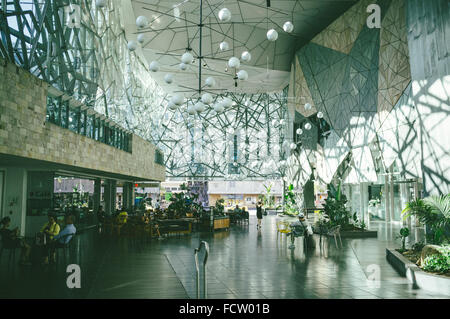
<box><xmin>289</xmin><ymin>224</ymin><xmax>307</xmax><ymax>249</ymax></box>
<box><xmin>276</xmin><ymin>221</ymin><xmax>291</xmax><ymax>238</ymax></box>
<box><xmin>54</xmin><ymin>233</ymin><xmax>76</xmax><ymax>265</ymax></box>
<box><xmin>0</xmin><ymin>234</ymin><xmax>18</xmax><ymax>266</ymax></box>
<box><xmin>242</xmin><ymin>211</ymin><xmax>249</xmax><ymax>225</ymax></box>
<box><xmin>327</xmin><ymin>225</ymin><xmax>343</xmax><ymax>249</ymax></box>
<box><xmin>0</xmin><ymin>242</ymin><xmax>17</xmax><ymax>264</ymax></box>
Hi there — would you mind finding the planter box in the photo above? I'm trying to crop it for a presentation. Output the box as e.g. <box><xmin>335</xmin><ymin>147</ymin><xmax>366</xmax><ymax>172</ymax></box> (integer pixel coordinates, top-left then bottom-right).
<box><xmin>312</xmin><ymin>229</ymin><xmax>378</xmax><ymax>238</ymax></box>
<box><xmin>339</xmin><ymin>230</ymin><xmax>378</xmax><ymax>238</ymax></box>
<box><xmin>265</xmin><ymin>209</ymin><xmax>281</xmax><ymax>216</ymax></box>
<box><xmin>386</xmin><ymin>248</ymin><xmax>450</xmax><ymax>296</ymax></box>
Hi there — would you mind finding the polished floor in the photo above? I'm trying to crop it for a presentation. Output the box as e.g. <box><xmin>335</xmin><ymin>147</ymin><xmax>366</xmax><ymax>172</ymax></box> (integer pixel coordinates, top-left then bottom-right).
<box><xmin>0</xmin><ymin>216</ymin><xmax>448</xmax><ymax>299</ymax></box>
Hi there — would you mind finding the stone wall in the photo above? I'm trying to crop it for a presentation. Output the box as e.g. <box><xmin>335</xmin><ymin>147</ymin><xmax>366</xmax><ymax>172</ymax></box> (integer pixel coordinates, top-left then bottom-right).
<box><xmin>406</xmin><ymin>0</ymin><xmax>450</xmax><ymax>195</ymax></box>
<box><xmin>287</xmin><ymin>0</ymin><xmax>420</xmax><ymax>187</ymax></box>
<box><xmin>0</xmin><ymin>58</ymin><xmax>165</xmax><ymax>182</ymax></box>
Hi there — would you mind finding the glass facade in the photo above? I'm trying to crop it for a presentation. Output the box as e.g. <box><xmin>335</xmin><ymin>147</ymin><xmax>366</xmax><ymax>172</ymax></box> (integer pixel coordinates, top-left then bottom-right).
<box><xmin>46</xmin><ymin>95</ymin><xmax>132</xmax><ymax>153</ymax></box>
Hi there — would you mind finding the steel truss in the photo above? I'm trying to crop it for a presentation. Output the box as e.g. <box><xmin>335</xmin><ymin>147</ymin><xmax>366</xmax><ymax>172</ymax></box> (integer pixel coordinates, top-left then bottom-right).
<box><xmin>1</xmin><ymin>0</ymin><xmax>290</xmax><ymax>180</ymax></box>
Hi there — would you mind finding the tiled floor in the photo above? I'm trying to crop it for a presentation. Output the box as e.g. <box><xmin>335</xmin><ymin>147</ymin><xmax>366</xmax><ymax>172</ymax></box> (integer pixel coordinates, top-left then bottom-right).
<box><xmin>0</xmin><ymin>216</ymin><xmax>448</xmax><ymax>299</ymax></box>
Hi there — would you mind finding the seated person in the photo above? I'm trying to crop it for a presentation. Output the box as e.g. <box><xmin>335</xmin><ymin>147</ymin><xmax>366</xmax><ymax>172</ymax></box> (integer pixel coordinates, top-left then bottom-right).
<box><xmin>0</xmin><ymin>217</ymin><xmax>31</xmax><ymax>265</ymax></box>
<box><xmin>290</xmin><ymin>213</ymin><xmax>313</xmax><ymax>238</ymax></box>
<box><xmin>118</xmin><ymin>211</ymin><xmax>128</xmax><ymax>224</ymax></box>
<box><xmin>40</xmin><ymin>213</ymin><xmax>61</xmax><ymax>242</ymax></box>
<box><xmin>43</xmin><ymin>215</ymin><xmax>76</xmax><ymax>264</ymax></box>
<box><xmin>233</xmin><ymin>205</ymin><xmax>241</xmax><ymax>213</ymax></box>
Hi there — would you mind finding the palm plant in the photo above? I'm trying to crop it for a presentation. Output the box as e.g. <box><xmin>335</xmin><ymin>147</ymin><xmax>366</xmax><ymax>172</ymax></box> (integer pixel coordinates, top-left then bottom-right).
<box><xmin>402</xmin><ymin>194</ymin><xmax>450</xmax><ymax>244</ymax></box>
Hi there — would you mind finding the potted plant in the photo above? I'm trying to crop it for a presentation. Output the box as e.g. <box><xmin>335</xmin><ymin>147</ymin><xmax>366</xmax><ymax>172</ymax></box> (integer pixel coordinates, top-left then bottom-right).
<box><xmin>398</xmin><ymin>227</ymin><xmax>410</xmax><ymax>252</ymax></box>
<box><xmin>323</xmin><ymin>182</ymin><xmax>351</xmax><ymax>228</ymax></box>
<box><xmin>402</xmin><ymin>194</ymin><xmax>450</xmax><ymax>244</ymax></box>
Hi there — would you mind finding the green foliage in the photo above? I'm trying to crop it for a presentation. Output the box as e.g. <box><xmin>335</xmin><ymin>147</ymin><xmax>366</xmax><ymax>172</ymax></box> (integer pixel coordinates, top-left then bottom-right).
<box><xmin>402</xmin><ymin>194</ymin><xmax>450</xmax><ymax>244</ymax></box>
<box><xmin>323</xmin><ymin>183</ymin><xmax>351</xmax><ymax>227</ymax></box>
<box><xmin>400</xmin><ymin>227</ymin><xmax>410</xmax><ymax>237</ymax></box>
<box><xmin>352</xmin><ymin>212</ymin><xmax>366</xmax><ymax>230</ymax></box>
<box><xmin>283</xmin><ymin>184</ymin><xmax>299</xmax><ymax>216</ymax></box>
<box><xmin>412</xmin><ymin>241</ymin><xmax>425</xmax><ymax>252</ymax></box>
<box><xmin>314</xmin><ymin>211</ymin><xmax>331</xmax><ymax>234</ymax></box>
<box><xmin>262</xmin><ymin>183</ymin><xmax>275</xmax><ymax>208</ymax></box>
<box><xmin>399</xmin><ymin>227</ymin><xmax>410</xmax><ymax>250</ymax></box>
<box><xmin>212</xmin><ymin>198</ymin><xmax>225</xmax><ymax>216</ymax></box>
<box><xmin>424</xmin><ymin>194</ymin><xmax>450</xmax><ymax>229</ymax></box>
<box><xmin>422</xmin><ymin>246</ymin><xmax>450</xmax><ymax>274</ymax></box>
<box><xmin>167</xmin><ymin>183</ymin><xmax>202</xmax><ymax>218</ymax></box>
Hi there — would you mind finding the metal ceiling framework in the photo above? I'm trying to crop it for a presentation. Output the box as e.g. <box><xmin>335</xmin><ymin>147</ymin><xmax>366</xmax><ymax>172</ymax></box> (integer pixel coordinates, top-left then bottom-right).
<box><xmin>0</xmin><ymin>0</ymin><xmax>356</xmax><ymax>180</ymax></box>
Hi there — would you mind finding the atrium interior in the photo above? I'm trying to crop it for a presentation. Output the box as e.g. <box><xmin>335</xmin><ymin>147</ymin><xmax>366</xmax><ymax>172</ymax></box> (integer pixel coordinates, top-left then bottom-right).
<box><xmin>0</xmin><ymin>0</ymin><xmax>449</xmax><ymax>300</ymax></box>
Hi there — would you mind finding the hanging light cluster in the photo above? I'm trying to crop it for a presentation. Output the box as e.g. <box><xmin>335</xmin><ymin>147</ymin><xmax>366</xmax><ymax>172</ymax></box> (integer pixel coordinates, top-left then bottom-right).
<box><xmin>121</xmin><ymin>5</ymin><xmax>294</xmax><ymax>117</ymax></box>
<box><xmin>267</xmin><ymin>21</ymin><xmax>294</xmax><ymax>41</ymax></box>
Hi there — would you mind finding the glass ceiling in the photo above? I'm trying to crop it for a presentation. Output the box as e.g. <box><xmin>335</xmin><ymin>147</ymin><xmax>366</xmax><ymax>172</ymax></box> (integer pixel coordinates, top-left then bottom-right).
<box><xmin>0</xmin><ymin>0</ymin><xmax>293</xmax><ymax>180</ymax></box>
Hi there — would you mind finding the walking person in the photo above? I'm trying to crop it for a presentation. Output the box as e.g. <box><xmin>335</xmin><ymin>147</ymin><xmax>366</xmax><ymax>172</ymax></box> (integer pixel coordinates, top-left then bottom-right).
<box><xmin>256</xmin><ymin>201</ymin><xmax>263</xmax><ymax>230</ymax></box>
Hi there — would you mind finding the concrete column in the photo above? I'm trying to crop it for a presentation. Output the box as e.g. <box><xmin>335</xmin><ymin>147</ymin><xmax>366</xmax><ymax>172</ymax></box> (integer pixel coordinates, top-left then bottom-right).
<box><xmin>359</xmin><ymin>183</ymin><xmax>365</xmax><ymax>222</ymax></box>
<box><xmin>2</xmin><ymin>168</ymin><xmax>27</xmax><ymax>236</ymax></box>
<box><xmin>400</xmin><ymin>182</ymin><xmax>408</xmax><ymax>226</ymax></box>
<box><xmin>384</xmin><ymin>175</ymin><xmax>390</xmax><ymax>222</ymax></box>
<box><xmin>122</xmin><ymin>182</ymin><xmax>129</xmax><ymax>210</ymax></box>
<box><xmin>104</xmin><ymin>180</ymin><xmax>115</xmax><ymax>215</ymax></box>
<box><xmin>93</xmin><ymin>178</ymin><xmax>101</xmax><ymax>214</ymax></box>
<box><xmin>361</xmin><ymin>183</ymin><xmax>369</xmax><ymax>225</ymax></box>
<box><xmin>123</xmin><ymin>182</ymin><xmax>134</xmax><ymax>210</ymax></box>
<box><xmin>389</xmin><ymin>166</ymin><xmax>395</xmax><ymax>222</ymax></box>
<box><xmin>347</xmin><ymin>185</ymin><xmax>353</xmax><ymax>213</ymax></box>
<box><xmin>413</xmin><ymin>180</ymin><xmax>421</xmax><ymax>227</ymax></box>
<box><xmin>111</xmin><ymin>180</ymin><xmax>117</xmax><ymax>212</ymax></box>
<box><xmin>405</xmin><ymin>182</ymin><xmax>412</xmax><ymax>229</ymax></box>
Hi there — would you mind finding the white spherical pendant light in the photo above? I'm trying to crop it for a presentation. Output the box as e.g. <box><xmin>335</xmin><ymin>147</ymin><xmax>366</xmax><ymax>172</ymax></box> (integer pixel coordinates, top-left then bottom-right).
<box><xmin>181</xmin><ymin>52</ymin><xmax>194</xmax><ymax>64</ymax></box>
<box><xmin>218</xmin><ymin>8</ymin><xmax>231</xmax><ymax>22</ymax></box>
<box><xmin>172</xmin><ymin>93</ymin><xmax>184</xmax><ymax>105</ymax></box>
<box><xmin>237</xmin><ymin>70</ymin><xmax>248</xmax><ymax>81</ymax></box>
<box><xmin>136</xmin><ymin>16</ymin><xmax>149</xmax><ymax>28</ymax></box>
<box><xmin>205</xmin><ymin>77</ymin><xmax>216</xmax><ymax>87</ymax></box>
<box><xmin>149</xmin><ymin>61</ymin><xmax>159</xmax><ymax>72</ymax></box>
<box><xmin>96</xmin><ymin>0</ymin><xmax>106</xmax><ymax>8</ymax></box>
<box><xmin>127</xmin><ymin>41</ymin><xmax>137</xmax><ymax>51</ymax></box>
<box><xmin>179</xmin><ymin>63</ymin><xmax>187</xmax><ymax>71</ymax></box>
<box><xmin>296</xmin><ymin>128</ymin><xmax>303</xmax><ymax>135</ymax></box>
<box><xmin>228</xmin><ymin>57</ymin><xmax>240</xmax><ymax>69</ymax></box>
<box><xmin>219</xmin><ymin>41</ymin><xmax>229</xmax><ymax>52</ymax></box>
<box><xmin>305</xmin><ymin>123</ymin><xmax>312</xmax><ymax>130</ymax></box>
<box><xmin>317</xmin><ymin>111</ymin><xmax>324</xmax><ymax>119</ymax></box>
<box><xmin>187</xmin><ymin>104</ymin><xmax>196</xmax><ymax>115</ymax></box>
<box><xmin>164</xmin><ymin>73</ymin><xmax>173</xmax><ymax>84</ymax></box>
<box><xmin>267</xmin><ymin>29</ymin><xmax>278</xmax><ymax>41</ymax></box>
<box><xmin>222</xmin><ymin>97</ymin><xmax>232</xmax><ymax>108</ymax></box>
<box><xmin>168</xmin><ymin>101</ymin><xmax>177</xmax><ymax>111</ymax></box>
<box><xmin>241</xmin><ymin>51</ymin><xmax>251</xmax><ymax>62</ymax></box>
<box><xmin>137</xmin><ymin>34</ymin><xmax>145</xmax><ymax>44</ymax></box>
<box><xmin>304</xmin><ymin>103</ymin><xmax>312</xmax><ymax>111</ymax></box>
<box><xmin>194</xmin><ymin>101</ymin><xmax>206</xmax><ymax>113</ymax></box>
<box><xmin>201</xmin><ymin>93</ymin><xmax>213</xmax><ymax>105</ymax></box>
<box><xmin>214</xmin><ymin>102</ymin><xmax>224</xmax><ymax>113</ymax></box>
<box><xmin>283</xmin><ymin>21</ymin><xmax>294</xmax><ymax>33</ymax></box>
<box><xmin>290</xmin><ymin>143</ymin><xmax>297</xmax><ymax>150</ymax></box>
